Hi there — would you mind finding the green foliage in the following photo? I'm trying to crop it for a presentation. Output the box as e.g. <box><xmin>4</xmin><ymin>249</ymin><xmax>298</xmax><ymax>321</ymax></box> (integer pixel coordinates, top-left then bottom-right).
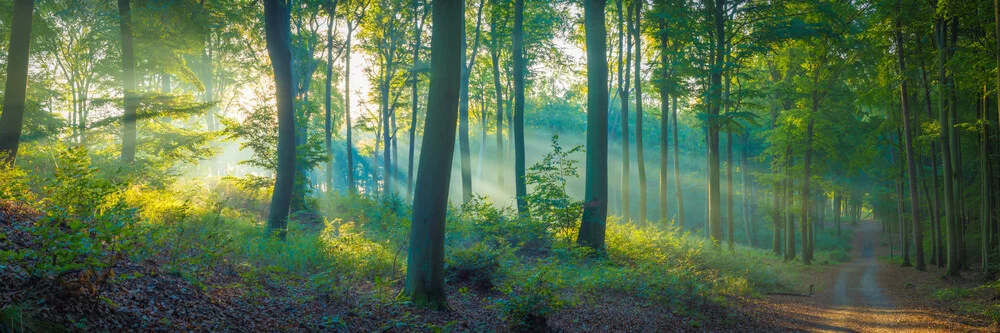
<box><xmin>523</xmin><ymin>135</ymin><xmax>584</xmax><ymax>244</ymax></box>
<box><xmin>493</xmin><ymin>263</ymin><xmax>565</xmax><ymax>332</ymax></box>
<box><xmin>0</xmin><ymin>164</ymin><xmax>32</xmax><ymax>202</ymax></box>
<box><xmin>6</xmin><ymin>148</ymin><xmax>136</xmax><ymax>278</ymax></box>
<box><xmin>0</xmin><ymin>302</ymin><xmax>62</xmax><ymax>333</ymax></box>
<box><xmin>455</xmin><ymin>195</ymin><xmax>547</xmax><ymax>248</ymax></box>
<box><xmin>446</xmin><ymin>242</ymin><xmax>514</xmax><ymax>291</ymax></box>
<box><xmin>220</xmin><ymin>103</ymin><xmax>328</xmax><ymax>190</ymax></box>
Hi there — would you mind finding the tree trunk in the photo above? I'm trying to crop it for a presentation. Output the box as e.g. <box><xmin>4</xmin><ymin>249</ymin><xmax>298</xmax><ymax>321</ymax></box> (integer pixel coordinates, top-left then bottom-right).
<box><xmin>633</xmin><ymin>0</ymin><xmax>647</xmax><ymax>226</ymax></box>
<box><xmin>936</xmin><ymin>17</ymin><xmax>960</xmax><ymax>277</ymax></box>
<box><xmin>741</xmin><ymin>137</ymin><xmax>753</xmax><ymax>247</ymax></box>
<box><xmin>404</xmin><ymin>0</ymin><xmax>463</xmax><ymax>310</ymax></box>
<box><xmin>325</xmin><ymin>2</ymin><xmax>337</xmax><ymax>193</ymax></box>
<box><xmin>708</xmin><ymin>0</ymin><xmax>725</xmax><ymax>245</ymax></box>
<box><xmin>118</xmin><ymin>0</ymin><xmax>138</xmax><ymax>164</ymax></box>
<box><xmin>513</xmin><ymin>0</ymin><xmax>528</xmax><ymax>215</ymax></box>
<box><xmin>619</xmin><ymin>0</ymin><xmax>632</xmax><ymax>222</ymax></box>
<box><xmin>0</xmin><ymin>0</ymin><xmax>35</xmax><ymax>166</ymax></box>
<box><xmin>458</xmin><ymin>0</ymin><xmax>484</xmax><ymax>203</ymax></box>
<box><xmin>894</xmin><ymin>24</ymin><xmax>924</xmax><ymax>269</ymax></box>
<box><xmin>490</xmin><ymin>10</ymin><xmax>504</xmax><ymax>186</ymax></box>
<box><xmin>263</xmin><ymin>0</ymin><xmax>297</xmax><ymax>239</ymax></box>
<box><xmin>725</xmin><ymin>71</ymin><xmax>734</xmax><ymax>250</ymax></box>
<box><xmin>345</xmin><ymin>22</ymin><xmax>356</xmax><ymax>192</ymax></box>
<box><xmin>577</xmin><ymin>0</ymin><xmax>609</xmax><ymax>250</ymax></box>
<box><xmin>407</xmin><ymin>0</ymin><xmax>424</xmax><ymax>200</ymax></box>
<box><xmin>801</xmin><ymin>96</ymin><xmax>815</xmax><ymax>264</ymax></box>
<box><xmin>785</xmin><ymin>146</ymin><xmax>795</xmax><ymax>261</ymax></box>
<box><xmin>672</xmin><ymin>94</ymin><xmax>684</xmax><ymax>228</ymax></box>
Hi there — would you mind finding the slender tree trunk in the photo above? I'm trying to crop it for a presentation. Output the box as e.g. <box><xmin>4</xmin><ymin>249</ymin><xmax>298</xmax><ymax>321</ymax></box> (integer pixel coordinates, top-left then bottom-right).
<box><xmin>725</xmin><ymin>71</ymin><xmax>734</xmax><ymax>250</ymax></box>
<box><xmin>707</xmin><ymin>0</ymin><xmax>725</xmax><ymax>245</ymax></box>
<box><xmin>118</xmin><ymin>0</ymin><xmax>138</xmax><ymax>163</ymax></box>
<box><xmin>490</xmin><ymin>10</ymin><xmax>505</xmax><ymax>186</ymax></box>
<box><xmin>263</xmin><ymin>0</ymin><xmax>296</xmax><ymax>238</ymax></box>
<box><xmin>634</xmin><ymin>0</ymin><xmax>647</xmax><ymax>226</ymax></box>
<box><xmin>0</xmin><ymin>0</ymin><xmax>35</xmax><ymax>166</ymax></box>
<box><xmin>894</xmin><ymin>24</ymin><xmax>924</xmax><ymax>269</ymax></box>
<box><xmin>935</xmin><ymin>17</ymin><xmax>960</xmax><ymax>277</ymax></box>
<box><xmin>741</xmin><ymin>138</ymin><xmax>753</xmax><ymax>246</ymax></box>
<box><xmin>403</xmin><ymin>0</ymin><xmax>463</xmax><ymax>310</ymax></box>
<box><xmin>801</xmin><ymin>95</ymin><xmax>816</xmax><ymax>264</ymax></box>
<box><xmin>658</xmin><ymin>14</ymin><xmax>669</xmax><ymax>223</ymax></box>
<box><xmin>785</xmin><ymin>146</ymin><xmax>795</xmax><ymax>261</ymax></box>
<box><xmin>325</xmin><ymin>3</ymin><xmax>337</xmax><ymax>193</ymax></box>
<box><xmin>672</xmin><ymin>95</ymin><xmax>684</xmax><ymax>228</ymax></box>
<box><xmin>619</xmin><ymin>0</ymin><xmax>632</xmax><ymax>222</ymax></box>
<box><xmin>513</xmin><ymin>0</ymin><xmax>528</xmax><ymax>215</ymax></box>
<box><xmin>408</xmin><ymin>0</ymin><xmax>424</xmax><ymax>200</ymax></box>
<box><xmin>345</xmin><ymin>23</ymin><xmax>356</xmax><ymax>192</ymax></box>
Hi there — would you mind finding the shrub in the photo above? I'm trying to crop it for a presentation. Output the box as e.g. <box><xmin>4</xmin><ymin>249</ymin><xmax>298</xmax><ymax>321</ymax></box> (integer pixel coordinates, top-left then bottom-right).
<box><xmin>446</xmin><ymin>242</ymin><xmax>514</xmax><ymax>291</ymax></box>
<box><xmin>494</xmin><ymin>263</ymin><xmax>565</xmax><ymax>332</ymax></box>
<box><xmin>523</xmin><ymin>135</ymin><xmax>584</xmax><ymax>245</ymax></box>
<box><xmin>6</xmin><ymin>148</ymin><xmax>136</xmax><ymax>283</ymax></box>
<box><xmin>455</xmin><ymin>195</ymin><xmax>547</xmax><ymax>249</ymax></box>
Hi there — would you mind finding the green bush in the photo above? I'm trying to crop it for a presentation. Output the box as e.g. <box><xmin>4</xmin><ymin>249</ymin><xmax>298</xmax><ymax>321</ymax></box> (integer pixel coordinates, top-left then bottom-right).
<box><xmin>523</xmin><ymin>135</ymin><xmax>584</xmax><ymax>245</ymax></box>
<box><xmin>4</xmin><ymin>148</ymin><xmax>137</xmax><ymax>280</ymax></box>
<box><xmin>494</xmin><ymin>263</ymin><xmax>565</xmax><ymax>332</ymax></box>
<box><xmin>446</xmin><ymin>242</ymin><xmax>514</xmax><ymax>291</ymax></box>
<box><xmin>455</xmin><ymin>195</ymin><xmax>547</xmax><ymax>249</ymax></box>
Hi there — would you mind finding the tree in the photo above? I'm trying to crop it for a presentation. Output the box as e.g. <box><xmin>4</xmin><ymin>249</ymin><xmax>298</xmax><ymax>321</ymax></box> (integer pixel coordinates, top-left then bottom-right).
<box><xmin>577</xmin><ymin>0</ymin><xmax>609</xmax><ymax>250</ymax></box>
<box><xmin>617</xmin><ymin>0</ymin><xmax>633</xmax><ymax>222</ymax></box>
<box><xmin>893</xmin><ymin>13</ymin><xmax>924</xmax><ymax>270</ymax></box>
<box><xmin>0</xmin><ymin>0</ymin><xmax>35</xmax><ymax>166</ymax></box>
<box><xmin>458</xmin><ymin>0</ymin><xmax>486</xmax><ymax>203</ymax></box>
<box><xmin>403</xmin><ymin>0</ymin><xmax>463</xmax><ymax>310</ymax></box>
<box><xmin>324</xmin><ymin>0</ymin><xmax>340</xmax><ymax>192</ymax></box>
<box><xmin>118</xmin><ymin>0</ymin><xmax>138</xmax><ymax>163</ymax></box>
<box><xmin>406</xmin><ymin>0</ymin><xmax>428</xmax><ymax>200</ymax></box>
<box><xmin>513</xmin><ymin>0</ymin><xmax>527</xmax><ymax>215</ymax></box>
<box><xmin>633</xmin><ymin>0</ymin><xmax>647</xmax><ymax>226</ymax></box>
<box><xmin>342</xmin><ymin>0</ymin><xmax>370</xmax><ymax>193</ymax></box>
<box><xmin>263</xmin><ymin>0</ymin><xmax>297</xmax><ymax>238</ymax></box>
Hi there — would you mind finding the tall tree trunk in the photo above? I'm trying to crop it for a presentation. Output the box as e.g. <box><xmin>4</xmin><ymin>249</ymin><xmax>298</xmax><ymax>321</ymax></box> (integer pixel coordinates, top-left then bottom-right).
<box><xmin>513</xmin><ymin>0</ymin><xmax>527</xmax><ymax>215</ymax></box>
<box><xmin>800</xmin><ymin>94</ymin><xmax>815</xmax><ymax>264</ymax></box>
<box><xmin>895</xmin><ymin>23</ymin><xmax>924</xmax><ymax>269</ymax></box>
<box><xmin>618</xmin><ymin>0</ymin><xmax>632</xmax><ymax>222</ymax></box>
<box><xmin>936</xmin><ymin>16</ymin><xmax>960</xmax><ymax>277</ymax></box>
<box><xmin>633</xmin><ymin>0</ymin><xmax>647</xmax><ymax>226</ymax></box>
<box><xmin>707</xmin><ymin>0</ymin><xmax>725</xmax><ymax>245</ymax></box>
<box><xmin>118</xmin><ymin>0</ymin><xmax>138</xmax><ymax>164</ymax></box>
<box><xmin>263</xmin><ymin>0</ymin><xmax>296</xmax><ymax>238</ymax></box>
<box><xmin>345</xmin><ymin>23</ymin><xmax>356</xmax><ymax>192</ymax></box>
<box><xmin>458</xmin><ymin>0</ymin><xmax>485</xmax><ymax>203</ymax></box>
<box><xmin>0</xmin><ymin>0</ymin><xmax>35</xmax><ymax>166</ymax></box>
<box><xmin>672</xmin><ymin>94</ymin><xmax>684</xmax><ymax>228</ymax></box>
<box><xmin>658</xmin><ymin>16</ymin><xmax>669</xmax><ymax>223</ymax></box>
<box><xmin>408</xmin><ymin>0</ymin><xmax>424</xmax><ymax>200</ymax></box>
<box><xmin>785</xmin><ymin>146</ymin><xmax>795</xmax><ymax>261</ymax></box>
<box><xmin>404</xmin><ymin>0</ymin><xmax>463</xmax><ymax>309</ymax></box>
<box><xmin>741</xmin><ymin>137</ymin><xmax>753</xmax><ymax>246</ymax></box>
<box><xmin>917</xmin><ymin>33</ymin><xmax>944</xmax><ymax>267</ymax></box>
<box><xmin>897</xmin><ymin>129</ymin><xmax>912</xmax><ymax>266</ymax></box>
<box><xmin>577</xmin><ymin>0</ymin><xmax>609</xmax><ymax>250</ymax></box>
<box><xmin>325</xmin><ymin>2</ymin><xmax>337</xmax><ymax>193</ymax></box>
<box><xmin>490</xmin><ymin>9</ymin><xmax>504</xmax><ymax>186</ymax></box>
<box><xmin>725</xmin><ymin>69</ymin><xmax>734</xmax><ymax>250</ymax></box>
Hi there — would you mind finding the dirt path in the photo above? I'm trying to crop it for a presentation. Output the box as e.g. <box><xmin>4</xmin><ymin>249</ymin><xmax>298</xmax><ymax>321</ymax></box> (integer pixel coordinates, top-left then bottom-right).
<box><xmin>748</xmin><ymin>220</ymin><xmax>994</xmax><ymax>332</ymax></box>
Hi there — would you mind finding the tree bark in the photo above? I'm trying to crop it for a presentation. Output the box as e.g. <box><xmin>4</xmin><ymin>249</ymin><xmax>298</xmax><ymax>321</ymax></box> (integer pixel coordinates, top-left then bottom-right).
<box><xmin>263</xmin><ymin>0</ymin><xmax>297</xmax><ymax>238</ymax></box>
<box><xmin>0</xmin><ymin>0</ymin><xmax>35</xmax><ymax>166</ymax></box>
<box><xmin>513</xmin><ymin>0</ymin><xmax>528</xmax><ymax>215</ymax></box>
<box><xmin>894</xmin><ymin>23</ymin><xmax>924</xmax><ymax>269</ymax></box>
<box><xmin>458</xmin><ymin>0</ymin><xmax>485</xmax><ymax>203</ymax></box>
<box><xmin>633</xmin><ymin>0</ymin><xmax>647</xmax><ymax>226</ymax></box>
<box><xmin>404</xmin><ymin>0</ymin><xmax>463</xmax><ymax>310</ymax></box>
<box><xmin>490</xmin><ymin>7</ymin><xmax>505</xmax><ymax>186</ymax></box>
<box><xmin>325</xmin><ymin>2</ymin><xmax>338</xmax><ymax>193</ymax></box>
<box><xmin>672</xmin><ymin>94</ymin><xmax>684</xmax><ymax>228</ymax></box>
<box><xmin>577</xmin><ymin>0</ymin><xmax>609</xmax><ymax>250</ymax></box>
<box><xmin>935</xmin><ymin>16</ymin><xmax>960</xmax><ymax>277</ymax></box>
<box><xmin>345</xmin><ymin>21</ymin><xmax>356</xmax><ymax>192</ymax></box>
<box><xmin>619</xmin><ymin>0</ymin><xmax>632</xmax><ymax>222</ymax></box>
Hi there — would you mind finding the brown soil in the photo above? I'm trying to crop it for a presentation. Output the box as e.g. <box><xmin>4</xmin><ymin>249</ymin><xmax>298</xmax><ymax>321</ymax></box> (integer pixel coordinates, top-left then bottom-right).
<box><xmin>746</xmin><ymin>220</ymin><xmax>998</xmax><ymax>332</ymax></box>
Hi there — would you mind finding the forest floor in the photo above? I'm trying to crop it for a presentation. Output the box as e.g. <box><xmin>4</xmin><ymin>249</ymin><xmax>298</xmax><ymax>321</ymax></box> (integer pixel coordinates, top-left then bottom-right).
<box><xmin>748</xmin><ymin>220</ymin><xmax>999</xmax><ymax>332</ymax></box>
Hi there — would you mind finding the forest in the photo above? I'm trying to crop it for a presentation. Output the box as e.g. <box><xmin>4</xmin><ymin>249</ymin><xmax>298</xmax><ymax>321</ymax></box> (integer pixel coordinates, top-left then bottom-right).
<box><xmin>1</xmin><ymin>0</ymin><xmax>1000</xmax><ymax>331</ymax></box>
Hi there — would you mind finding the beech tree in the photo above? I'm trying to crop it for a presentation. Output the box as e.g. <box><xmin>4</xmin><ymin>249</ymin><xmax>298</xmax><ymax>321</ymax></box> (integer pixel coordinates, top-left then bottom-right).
<box><xmin>0</xmin><ymin>0</ymin><xmax>35</xmax><ymax>166</ymax></box>
<box><xmin>403</xmin><ymin>0</ymin><xmax>463</xmax><ymax>309</ymax></box>
<box><xmin>263</xmin><ymin>0</ymin><xmax>297</xmax><ymax>237</ymax></box>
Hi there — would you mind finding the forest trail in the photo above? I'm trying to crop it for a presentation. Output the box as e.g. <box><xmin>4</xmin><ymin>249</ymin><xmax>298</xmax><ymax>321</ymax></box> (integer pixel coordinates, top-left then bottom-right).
<box><xmin>751</xmin><ymin>220</ymin><xmax>993</xmax><ymax>332</ymax></box>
